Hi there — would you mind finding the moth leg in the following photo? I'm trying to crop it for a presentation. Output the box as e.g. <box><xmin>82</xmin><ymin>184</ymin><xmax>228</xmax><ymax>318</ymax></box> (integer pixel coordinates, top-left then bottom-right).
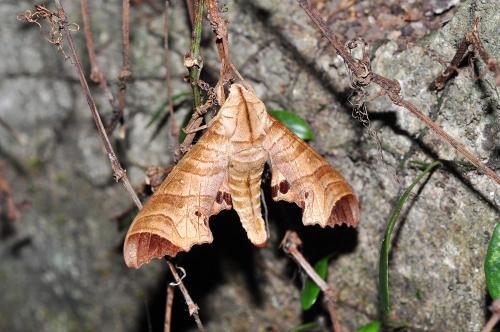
<box><xmin>182</xmin><ymin>117</ymin><xmax>218</xmax><ymax>134</ymax></box>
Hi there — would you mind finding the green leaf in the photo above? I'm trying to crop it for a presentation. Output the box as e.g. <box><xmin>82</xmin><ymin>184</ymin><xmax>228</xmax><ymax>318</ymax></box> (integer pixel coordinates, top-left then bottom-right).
<box><xmin>300</xmin><ymin>257</ymin><xmax>329</xmax><ymax>310</ymax></box>
<box><xmin>146</xmin><ymin>92</ymin><xmax>191</xmax><ymax>128</ymax></box>
<box><xmin>485</xmin><ymin>222</ymin><xmax>500</xmax><ymax>300</ymax></box>
<box><xmin>289</xmin><ymin>322</ymin><xmax>320</xmax><ymax>332</ymax></box>
<box><xmin>379</xmin><ymin>161</ymin><xmax>441</xmax><ymax>322</ymax></box>
<box><xmin>356</xmin><ymin>321</ymin><xmax>382</xmax><ymax>332</ymax></box>
<box><xmin>269</xmin><ymin>109</ymin><xmax>314</xmax><ymax>141</ymax></box>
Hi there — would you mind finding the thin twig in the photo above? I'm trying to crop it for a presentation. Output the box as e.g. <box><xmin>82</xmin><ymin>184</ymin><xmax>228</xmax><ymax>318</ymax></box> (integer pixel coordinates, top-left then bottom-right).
<box><xmin>483</xmin><ymin>314</ymin><xmax>500</xmax><ymax>332</ymax></box>
<box><xmin>296</xmin><ymin>0</ymin><xmax>500</xmax><ymax>185</ymax></box>
<box><xmin>260</xmin><ymin>189</ymin><xmax>270</xmax><ymax>241</ymax></box>
<box><xmin>465</xmin><ymin>18</ymin><xmax>499</xmax><ymax>85</ymax></box>
<box><xmin>206</xmin><ymin>0</ymin><xmax>232</xmax><ymax>79</ymax></box>
<box><xmin>282</xmin><ymin>231</ymin><xmax>342</xmax><ymax>332</ymax></box>
<box><xmin>166</xmin><ymin>260</ymin><xmax>205</xmax><ymax>332</ymax></box>
<box><xmin>185</xmin><ymin>0</ymin><xmax>194</xmax><ymax>28</ymax></box>
<box><xmin>163</xmin><ymin>285</ymin><xmax>174</xmax><ymax>332</ymax></box>
<box><xmin>164</xmin><ymin>1</ymin><xmax>179</xmax><ymax>142</ymax></box>
<box><xmin>205</xmin><ymin>0</ymin><xmax>251</xmax><ymax>96</ymax></box>
<box><xmin>481</xmin><ymin>299</ymin><xmax>500</xmax><ymax>332</ymax></box>
<box><xmin>80</xmin><ymin>0</ymin><xmax>100</xmax><ymax>82</ymax></box>
<box><xmin>120</xmin><ymin>0</ymin><xmax>131</xmax><ymax>82</ymax></box>
<box><xmin>80</xmin><ymin>0</ymin><xmax>121</xmax><ymax>126</ymax></box>
<box><xmin>429</xmin><ymin>37</ymin><xmax>469</xmax><ymax>91</ymax></box>
<box><xmin>108</xmin><ymin>0</ymin><xmax>132</xmax><ymax>134</ymax></box>
<box><xmin>53</xmin><ymin>0</ymin><xmax>142</xmax><ymax>209</ymax></box>
<box><xmin>430</xmin><ymin>18</ymin><xmax>499</xmax><ymax>90</ymax></box>
<box><xmin>482</xmin><ymin>300</ymin><xmax>500</xmax><ymax>332</ymax></box>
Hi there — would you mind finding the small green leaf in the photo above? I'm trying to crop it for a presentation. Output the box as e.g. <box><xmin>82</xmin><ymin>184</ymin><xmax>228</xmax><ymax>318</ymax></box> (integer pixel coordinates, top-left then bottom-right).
<box><xmin>147</xmin><ymin>92</ymin><xmax>191</xmax><ymax>128</ymax></box>
<box><xmin>289</xmin><ymin>322</ymin><xmax>320</xmax><ymax>332</ymax></box>
<box><xmin>485</xmin><ymin>222</ymin><xmax>500</xmax><ymax>300</ymax></box>
<box><xmin>356</xmin><ymin>321</ymin><xmax>382</xmax><ymax>332</ymax></box>
<box><xmin>269</xmin><ymin>109</ymin><xmax>314</xmax><ymax>141</ymax></box>
<box><xmin>379</xmin><ymin>161</ymin><xmax>441</xmax><ymax>322</ymax></box>
<box><xmin>300</xmin><ymin>257</ymin><xmax>329</xmax><ymax>310</ymax></box>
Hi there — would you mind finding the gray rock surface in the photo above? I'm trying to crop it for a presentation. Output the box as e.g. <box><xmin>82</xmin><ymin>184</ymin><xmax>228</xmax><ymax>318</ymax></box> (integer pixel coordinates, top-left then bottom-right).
<box><xmin>0</xmin><ymin>0</ymin><xmax>498</xmax><ymax>331</ymax></box>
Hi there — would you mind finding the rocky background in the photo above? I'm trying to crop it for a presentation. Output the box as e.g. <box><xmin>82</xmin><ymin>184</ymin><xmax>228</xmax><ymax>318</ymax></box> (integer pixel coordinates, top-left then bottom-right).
<box><xmin>0</xmin><ymin>0</ymin><xmax>498</xmax><ymax>331</ymax></box>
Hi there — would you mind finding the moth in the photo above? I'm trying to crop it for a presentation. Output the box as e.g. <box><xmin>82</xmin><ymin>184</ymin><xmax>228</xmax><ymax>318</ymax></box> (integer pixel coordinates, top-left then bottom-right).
<box><xmin>124</xmin><ymin>84</ymin><xmax>360</xmax><ymax>268</ymax></box>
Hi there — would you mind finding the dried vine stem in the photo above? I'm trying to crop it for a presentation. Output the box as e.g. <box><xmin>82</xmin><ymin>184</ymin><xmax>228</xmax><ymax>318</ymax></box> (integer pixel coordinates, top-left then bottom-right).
<box><xmin>163</xmin><ymin>285</ymin><xmax>174</xmax><ymax>332</ymax></box>
<box><xmin>51</xmin><ymin>0</ymin><xmax>142</xmax><ymax>209</ymax></box>
<box><xmin>166</xmin><ymin>260</ymin><xmax>205</xmax><ymax>332</ymax></box>
<box><xmin>80</xmin><ymin>0</ymin><xmax>121</xmax><ymax>127</ymax></box>
<box><xmin>297</xmin><ymin>0</ymin><xmax>500</xmax><ymax>185</ymax></box>
<box><xmin>206</xmin><ymin>0</ymin><xmax>231</xmax><ymax>78</ymax></box>
<box><xmin>282</xmin><ymin>231</ymin><xmax>342</xmax><ymax>332</ymax></box>
<box><xmin>107</xmin><ymin>0</ymin><xmax>132</xmax><ymax>134</ymax></box>
<box><xmin>482</xmin><ymin>300</ymin><xmax>500</xmax><ymax>332</ymax></box>
<box><xmin>206</xmin><ymin>0</ymin><xmax>250</xmax><ymax>97</ymax></box>
<box><xmin>185</xmin><ymin>0</ymin><xmax>195</xmax><ymax>28</ymax></box>
<box><xmin>431</xmin><ymin>17</ymin><xmax>499</xmax><ymax>91</ymax></box>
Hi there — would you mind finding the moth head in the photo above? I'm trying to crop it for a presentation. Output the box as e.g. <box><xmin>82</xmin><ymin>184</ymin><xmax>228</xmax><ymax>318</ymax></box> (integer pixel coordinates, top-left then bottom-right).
<box><xmin>218</xmin><ymin>83</ymin><xmax>268</xmax><ymax>141</ymax></box>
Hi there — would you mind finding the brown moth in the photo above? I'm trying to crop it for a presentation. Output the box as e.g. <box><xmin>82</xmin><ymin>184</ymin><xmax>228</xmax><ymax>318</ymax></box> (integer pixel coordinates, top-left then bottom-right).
<box><xmin>124</xmin><ymin>84</ymin><xmax>360</xmax><ymax>268</ymax></box>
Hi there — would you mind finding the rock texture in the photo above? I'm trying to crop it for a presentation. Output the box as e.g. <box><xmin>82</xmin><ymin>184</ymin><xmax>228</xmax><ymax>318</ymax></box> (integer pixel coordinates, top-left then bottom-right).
<box><xmin>0</xmin><ymin>0</ymin><xmax>498</xmax><ymax>331</ymax></box>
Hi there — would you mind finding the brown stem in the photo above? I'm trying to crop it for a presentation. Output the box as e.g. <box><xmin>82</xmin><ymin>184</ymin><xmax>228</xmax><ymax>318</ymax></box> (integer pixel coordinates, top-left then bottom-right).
<box><xmin>205</xmin><ymin>0</ymin><xmax>251</xmax><ymax>95</ymax></box>
<box><xmin>482</xmin><ymin>314</ymin><xmax>500</xmax><ymax>332</ymax></box>
<box><xmin>166</xmin><ymin>260</ymin><xmax>205</xmax><ymax>332</ymax></box>
<box><xmin>206</xmin><ymin>0</ymin><xmax>231</xmax><ymax>71</ymax></box>
<box><xmin>467</xmin><ymin>18</ymin><xmax>499</xmax><ymax>85</ymax></box>
<box><xmin>185</xmin><ymin>0</ymin><xmax>194</xmax><ymax>28</ymax></box>
<box><xmin>53</xmin><ymin>0</ymin><xmax>142</xmax><ymax>209</ymax></box>
<box><xmin>482</xmin><ymin>300</ymin><xmax>500</xmax><ymax>332</ymax></box>
<box><xmin>80</xmin><ymin>0</ymin><xmax>99</xmax><ymax>82</ymax></box>
<box><xmin>296</xmin><ymin>0</ymin><xmax>500</xmax><ymax>185</ymax></box>
<box><xmin>121</xmin><ymin>0</ymin><xmax>131</xmax><ymax>79</ymax></box>
<box><xmin>163</xmin><ymin>285</ymin><xmax>174</xmax><ymax>332</ymax></box>
<box><xmin>431</xmin><ymin>18</ymin><xmax>499</xmax><ymax>91</ymax></box>
<box><xmin>389</xmin><ymin>95</ymin><xmax>500</xmax><ymax>183</ymax></box>
<box><xmin>108</xmin><ymin>0</ymin><xmax>132</xmax><ymax>134</ymax></box>
<box><xmin>80</xmin><ymin>0</ymin><xmax>121</xmax><ymax>128</ymax></box>
<box><xmin>282</xmin><ymin>231</ymin><xmax>342</xmax><ymax>332</ymax></box>
<box><xmin>297</xmin><ymin>0</ymin><xmax>358</xmax><ymax>76</ymax></box>
<box><xmin>164</xmin><ymin>0</ymin><xmax>179</xmax><ymax>142</ymax></box>
<box><xmin>429</xmin><ymin>37</ymin><xmax>470</xmax><ymax>91</ymax></box>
